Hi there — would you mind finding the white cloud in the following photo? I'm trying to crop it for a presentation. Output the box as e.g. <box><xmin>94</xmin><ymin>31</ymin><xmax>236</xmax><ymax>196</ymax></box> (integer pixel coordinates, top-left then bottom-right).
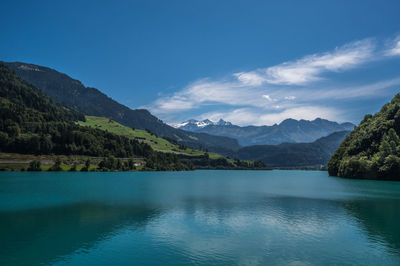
<box><xmin>233</xmin><ymin>40</ymin><xmax>375</xmax><ymax>86</ymax></box>
<box><xmin>385</xmin><ymin>37</ymin><xmax>400</xmax><ymax>56</ymax></box>
<box><xmin>156</xmin><ymin>96</ymin><xmax>194</xmax><ymax>111</ymax></box>
<box><xmin>150</xmin><ymin>79</ymin><xmax>271</xmax><ymax>114</ymax></box>
<box><xmin>285</xmin><ymin>96</ymin><xmax>296</xmax><ymax>100</ymax></box>
<box><xmin>199</xmin><ymin>106</ymin><xmax>339</xmax><ymax>126</ymax></box>
<box><xmin>302</xmin><ymin>77</ymin><xmax>400</xmax><ymax>101</ymax></box>
<box><xmin>234</xmin><ymin>72</ymin><xmax>266</xmax><ymax>86</ymax></box>
<box><xmin>263</xmin><ymin>39</ymin><xmax>375</xmax><ymax>85</ymax></box>
<box><xmin>146</xmin><ymin>35</ymin><xmax>400</xmax><ymax>125</ymax></box>
<box><xmin>262</xmin><ymin>94</ymin><xmax>274</xmax><ymax>102</ymax></box>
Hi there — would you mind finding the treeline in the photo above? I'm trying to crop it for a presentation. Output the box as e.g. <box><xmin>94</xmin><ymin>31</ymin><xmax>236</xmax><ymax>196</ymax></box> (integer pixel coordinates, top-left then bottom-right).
<box><xmin>179</xmin><ymin>153</ymin><xmax>267</xmax><ymax>170</ymax></box>
<box><xmin>328</xmin><ymin>93</ymin><xmax>400</xmax><ymax>180</ymax></box>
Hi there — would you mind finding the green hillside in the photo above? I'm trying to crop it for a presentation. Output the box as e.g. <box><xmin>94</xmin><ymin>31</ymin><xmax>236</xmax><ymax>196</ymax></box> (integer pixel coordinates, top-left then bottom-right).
<box><xmin>5</xmin><ymin>62</ymin><xmax>240</xmax><ymax>154</ymax></box>
<box><xmin>78</xmin><ymin>116</ymin><xmax>221</xmax><ymax>158</ymax></box>
<box><xmin>0</xmin><ymin>62</ymin><xmax>193</xmax><ymax>171</ymax></box>
<box><xmin>328</xmin><ymin>93</ymin><xmax>400</xmax><ymax>180</ymax></box>
<box><xmin>0</xmin><ymin>63</ymin><xmax>267</xmax><ymax>171</ymax></box>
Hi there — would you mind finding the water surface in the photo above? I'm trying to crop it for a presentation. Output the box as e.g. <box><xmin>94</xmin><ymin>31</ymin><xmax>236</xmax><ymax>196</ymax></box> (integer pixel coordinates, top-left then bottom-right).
<box><xmin>0</xmin><ymin>170</ymin><xmax>400</xmax><ymax>265</ymax></box>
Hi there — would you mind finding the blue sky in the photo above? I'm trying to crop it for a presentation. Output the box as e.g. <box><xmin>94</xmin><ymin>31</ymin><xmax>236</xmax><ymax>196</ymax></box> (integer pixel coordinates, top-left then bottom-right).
<box><xmin>1</xmin><ymin>0</ymin><xmax>400</xmax><ymax>125</ymax></box>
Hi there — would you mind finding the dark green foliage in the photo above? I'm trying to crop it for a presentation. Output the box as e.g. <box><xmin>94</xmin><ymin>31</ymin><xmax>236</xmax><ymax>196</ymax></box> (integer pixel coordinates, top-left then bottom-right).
<box><xmin>143</xmin><ymin>153</ymin><xmax>192</xmax><ymax>171</ymax></box>
<box><xmin>49</xmin><ymin>157</ymin><xmax>62</xmax><ymax>171</ymax></box>
<box><xmin>328</xmin><ymin>94</ymin><xmax>400</xmax><ymax>180</ymax></box>
<box><xmin>232</xmin><ymin>131</ymin><xmax>350</xmax><ymax>168</ymax></box>
<box><xmin>128</xmin><ymin>158</ymin><xmax>136</xmax><ymax>170</ymax></box>
<box><xmin>81</xmin><ymin>158</ymin><xmax>91</xmax><ymax>172</ymax></box>
<box><xmin>179</xmin><ymin>154</ymin><xmax>266</xmax><ymax>170</ymax></box>
<box><xmin>69</xmin><ymin>162</ymin><xmax>78</xmax><ymax>172</ymax></box>
<box><xmin>27</xmin><ymin>160</ymin><xmax>41</xmax><ymax>171</ymax></box>
<box><xmin>5</xmin><ymin>62</ymin><xmax>240</xmax><ymax>153</ymax></box>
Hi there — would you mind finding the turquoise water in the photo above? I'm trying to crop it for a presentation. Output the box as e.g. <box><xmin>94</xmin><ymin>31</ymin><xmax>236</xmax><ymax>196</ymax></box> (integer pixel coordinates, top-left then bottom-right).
<box><xmin>0</xmin><ymin>170</ymin><xmax>400</xmax><ymax>265</ymax></box>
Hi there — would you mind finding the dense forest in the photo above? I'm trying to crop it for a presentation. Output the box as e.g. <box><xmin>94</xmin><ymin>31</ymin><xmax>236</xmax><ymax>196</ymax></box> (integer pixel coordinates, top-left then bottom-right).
<box><xmin>328</xmin><ymin>93</ymin><xmax>400</xmax><ymax>180</ymax></box>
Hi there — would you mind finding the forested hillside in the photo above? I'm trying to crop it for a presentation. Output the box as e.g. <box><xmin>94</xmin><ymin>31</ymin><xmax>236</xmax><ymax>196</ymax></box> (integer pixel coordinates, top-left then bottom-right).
<box><xmin>5</xmin><ymin>62</ymin><xmax>240</xmax><ymax>153</ymax></box>
<box><xmin>0</xmin><ymin>63</ymin><xmax>192</xmax><ymax>170</ymax></box>
<box><xmin>328</xmin><ymin>93</ymin><xmax>400</xmax><ymax>180</ymax></box>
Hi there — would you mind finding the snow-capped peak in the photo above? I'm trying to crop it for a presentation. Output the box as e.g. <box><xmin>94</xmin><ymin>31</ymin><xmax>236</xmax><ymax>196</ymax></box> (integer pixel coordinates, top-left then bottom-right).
<box><xmin>172</xmin><ymin>118</ymin><xmax>232</xmax><ymax>129</ymax></box>
<box><xmin>216</xmin><ymin>119</ymin><xmax>232</xmax><ymax>126</ymax></box>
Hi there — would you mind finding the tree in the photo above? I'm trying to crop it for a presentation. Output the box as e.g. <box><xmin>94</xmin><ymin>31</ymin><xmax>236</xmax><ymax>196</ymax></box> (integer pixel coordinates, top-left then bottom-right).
<box><xmin>69</xmin><ymin>162</ymin><xmax>78</xmax><ymax>172</ymax></box>
<box><xmin>81</xmin><ymin>158</ymin><xmax>91</xmax><ymax>171</ymax></box>
<box><xmin>128</xmin><ymin>158</ymin><xmax>136</xmax><ymax>170</ymax></box>
<box><xmin>49</xmin><ymin>157</ymin><xmax>62</xmax><ymax>171</ymax></box>
<box><xmin>328</xmin><ymin>93</ymin><xmax>400</xmax><ymax>179</ymax></box>
<box><xmin>28</xmin><ymin>160</ymin><xmax>41</xmax><ymax>171</ymax></box>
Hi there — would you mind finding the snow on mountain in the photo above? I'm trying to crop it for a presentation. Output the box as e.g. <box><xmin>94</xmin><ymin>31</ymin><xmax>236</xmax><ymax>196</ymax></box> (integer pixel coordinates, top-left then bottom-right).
<box><xmin>173</xmin><ymin>117</ymin><xmax>355</xmax><ymax>146</ymax></box>
<box><xmin>171</xmin><ymin>119</ymin><xmax>232</xmax><ymax>129</ymax></box>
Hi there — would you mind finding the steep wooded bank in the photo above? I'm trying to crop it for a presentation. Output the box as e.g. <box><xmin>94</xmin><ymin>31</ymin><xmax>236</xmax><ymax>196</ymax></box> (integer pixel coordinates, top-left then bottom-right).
<box><xmin>328</xmin><ymin>93</ymin><xmax>400</xmax><ymax>180</ymax></box>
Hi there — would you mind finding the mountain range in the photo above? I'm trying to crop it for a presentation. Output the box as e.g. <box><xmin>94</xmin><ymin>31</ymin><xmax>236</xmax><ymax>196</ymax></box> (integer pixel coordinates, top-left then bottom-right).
<box><xmin>175</xmin><ymin>118</ymin><xmax>355</xmax><ymax>146</ymax></box>
<box><xmin>234</xmin><ymin>131</ymin><xmax>350</xmax><ymax>168</ymax></box>
<box><xmin>173</xmin><ymin>119</ymin><xmax>232</xmax><ymax>130</ymax></box>
<box><xmin>1</xmin><ymin>61</ymin><xmax>358</xmax><ymax>168</ymax></box>
<box><xmin>0</xmin><ymin>62</ymin><xmax>265</xmax><ymax>171</ymax></box>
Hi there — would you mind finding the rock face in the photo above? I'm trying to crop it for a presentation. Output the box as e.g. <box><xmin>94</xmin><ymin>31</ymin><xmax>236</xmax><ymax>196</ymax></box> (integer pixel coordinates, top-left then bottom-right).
<box><xmin>175</xmin><ymin>117</ymin><xmax>355</xmax><ymax>146</ymax></box>
<box><xmin>328</xmin><ymin>93</ymin><xmax>400</xmax><ymax>180</ymax></box>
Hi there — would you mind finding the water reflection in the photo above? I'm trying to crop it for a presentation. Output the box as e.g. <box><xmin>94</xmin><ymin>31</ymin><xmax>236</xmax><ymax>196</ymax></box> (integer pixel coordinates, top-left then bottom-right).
<box><xmin>148</xmin><ymin>196</ymin><xmax>360</xmax><ymax>265</ymax></box>
<box><xmin>344</xmin><ymin>199</ymin><xmax>400</xmax><ymax>252</ymax></box>
<box><xmin>0</xmin><ymin>171</ymin><xmax>400</xmax><ymax>265</ymax></box>
<box><xmin>0</xmin><ymin>202</ymin><xmax>160</xmax><ymax>265</ymax></box>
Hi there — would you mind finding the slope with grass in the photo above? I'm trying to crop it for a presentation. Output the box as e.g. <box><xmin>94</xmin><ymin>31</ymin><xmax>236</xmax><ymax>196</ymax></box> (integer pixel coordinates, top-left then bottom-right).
<box><xmin>77</xmin><ymin>116</ymin><xmax>222</xmax><ymax>158</ymax></box>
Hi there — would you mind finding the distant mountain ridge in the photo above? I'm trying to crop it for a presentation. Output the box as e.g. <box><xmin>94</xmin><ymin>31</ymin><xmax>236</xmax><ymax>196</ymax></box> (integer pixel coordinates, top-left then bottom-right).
<box><xmin>175</xmin><ymin>117</ymin><xmax>355</xmax><ymax>146</ymax></box>
<box><xmin>234</xmin><ymin>131</ymin><xmax>351</xmax><ymax>168</ymax></box>
<box><xmin>4</xmin><ymin>62</ymin><xmax>240</xmax><ymax>153</ymax></box>
<box><xmin>173</xmin><ymin>119</ymin><xmax>232</xmax><ymax>130</ymax></box>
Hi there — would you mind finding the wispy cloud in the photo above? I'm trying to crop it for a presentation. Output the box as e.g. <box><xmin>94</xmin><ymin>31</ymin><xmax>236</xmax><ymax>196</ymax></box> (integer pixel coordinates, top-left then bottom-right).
<box><xmin>385</xmin><ymin>36</ymin><xmax>400</xmax><ymax>56</ymax></box>
<box><xmin>233</xmin><ymin>72</ymin><xmax>266</xmax><ymax>86</ymax></box>
<box><xmin>199</xmin><ymin>106</ymin><xmax>340</xmax><ymax>126</ymax></box>
<box><xmin>262</xmin><ymin>39</ymin><xmax>375</xmax><ymax>85</ymax></box>
<box><xmin>147</xmin><ymin>35</ymin><xmax>400</xmax><ymax>125</ymax></box>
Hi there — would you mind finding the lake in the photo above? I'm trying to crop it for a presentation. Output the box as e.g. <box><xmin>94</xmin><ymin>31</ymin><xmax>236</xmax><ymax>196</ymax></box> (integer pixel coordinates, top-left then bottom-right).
<box><xmin>0</xmin><ymin>170</ymin><xmax>399</xmax><ymax>265</ymax></box>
